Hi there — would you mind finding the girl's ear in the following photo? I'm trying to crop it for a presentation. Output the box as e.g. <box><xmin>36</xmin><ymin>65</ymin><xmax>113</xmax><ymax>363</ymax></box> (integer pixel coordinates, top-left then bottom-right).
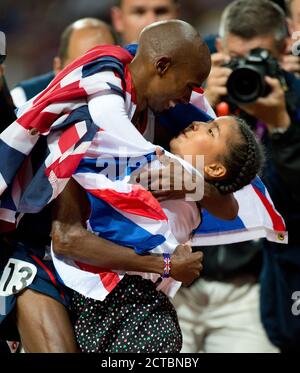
<box><xmin>204</xmin><ymin>163</ymin><xmax>227</xmax><ymax>179</ymax></box>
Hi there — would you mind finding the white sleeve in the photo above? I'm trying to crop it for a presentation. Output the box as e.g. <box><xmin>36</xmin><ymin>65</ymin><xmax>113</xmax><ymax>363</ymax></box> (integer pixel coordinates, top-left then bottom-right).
<box><xmin>88</xmin><ymin>92</ymin><xmax>147</xmax><ymax>143</ymax></box>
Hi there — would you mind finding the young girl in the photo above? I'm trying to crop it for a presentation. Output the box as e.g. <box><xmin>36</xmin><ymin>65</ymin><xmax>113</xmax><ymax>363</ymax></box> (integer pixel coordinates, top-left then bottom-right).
<box><xmin>148</xmin><ymin>115</ymin><xmax>263</xmax><ymax>256</ymax></box>
<box><xmin>52</xmin><ymin>114</ymin><xmax>263</xmax><ymax>353</ymax></box>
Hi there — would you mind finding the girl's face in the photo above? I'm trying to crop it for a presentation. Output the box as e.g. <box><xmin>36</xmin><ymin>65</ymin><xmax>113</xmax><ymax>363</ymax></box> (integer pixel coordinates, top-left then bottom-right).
<box><xmin>169</xmin><ymin>116</ymin><xmax>239</xmax><ymax>179</ymax></box>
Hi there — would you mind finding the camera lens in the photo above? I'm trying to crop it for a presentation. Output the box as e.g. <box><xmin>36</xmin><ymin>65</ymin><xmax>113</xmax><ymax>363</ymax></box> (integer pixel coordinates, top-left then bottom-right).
<box><xmin>226</xmin><ymin>67</ymin><xmax>264</xmax><ymax>104</ymax></box>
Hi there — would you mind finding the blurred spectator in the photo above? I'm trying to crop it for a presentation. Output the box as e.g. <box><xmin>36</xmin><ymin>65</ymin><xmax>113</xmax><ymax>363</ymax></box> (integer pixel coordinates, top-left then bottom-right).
<box><xmin>111</xmin><ymin>0</ymin><xmax>179</xmax><ymax>44</ymax></box>
<box><xmin>174</xmin><ymin>0</ymin><xmax>300</xmax><ymax>353</ymax></box>
<box><xmin>2</xmin><ymin>0</ymin><xmax>233</xmax><ymax>87</ymax></box>
<box><xmin>11</xmin><ymin>18</ymin><xmax>116</xmax><ymax>107</ymax></box>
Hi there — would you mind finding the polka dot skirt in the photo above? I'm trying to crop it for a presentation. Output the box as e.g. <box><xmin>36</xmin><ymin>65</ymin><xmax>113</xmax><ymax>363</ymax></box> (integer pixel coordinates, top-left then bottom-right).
<box><xmin>71</xmin><ymin>275</ymin><xmax>182</xmax><ymax>353</ymax></box>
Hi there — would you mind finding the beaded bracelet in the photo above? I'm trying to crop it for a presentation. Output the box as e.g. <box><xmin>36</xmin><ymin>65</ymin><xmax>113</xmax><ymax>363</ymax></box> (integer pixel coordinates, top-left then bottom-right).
<box><xmin>161</xmin><ymin>253</ymin><xmax>171</xmax><ymax>279</ymax></box>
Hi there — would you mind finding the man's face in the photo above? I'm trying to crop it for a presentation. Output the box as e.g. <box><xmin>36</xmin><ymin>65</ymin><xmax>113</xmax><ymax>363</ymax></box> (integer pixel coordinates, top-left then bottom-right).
<box><xmin>218</xmin><ymin>33</ymin><xmax>282</xmax><ymax>60</ymax></box>
<box><xmin>146</xmin><ymin>59</ymin><xmax>209</xmax><ymax>113</ymax></box>
<box><xmin>112</xmin><ymin>0</ymin><xmax>178</xmax><ymax>45</ymax></box>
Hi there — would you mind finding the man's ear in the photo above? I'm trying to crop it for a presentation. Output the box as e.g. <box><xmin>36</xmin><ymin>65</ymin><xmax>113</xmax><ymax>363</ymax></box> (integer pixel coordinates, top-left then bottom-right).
<box><xmin>155</xmin><ymin>57</ymin><xmax>171</xmax><ymax>77</ymax></box>
<box><xmin>53</xmin><ymin>56</ymin><xmax>62</xmax><ymax>76</ymax></box>
<box><xmin>204</xmin><ymin>163</ymin><xmax>227</xmax><ymax>179</ymax></box>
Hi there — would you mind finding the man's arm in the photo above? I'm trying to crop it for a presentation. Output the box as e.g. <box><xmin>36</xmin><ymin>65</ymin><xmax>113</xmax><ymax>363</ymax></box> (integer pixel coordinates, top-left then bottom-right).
<box><xmin>51</xmin><ymin>178</ymin><xmax>203</xmax><ymax>285</ymax></box>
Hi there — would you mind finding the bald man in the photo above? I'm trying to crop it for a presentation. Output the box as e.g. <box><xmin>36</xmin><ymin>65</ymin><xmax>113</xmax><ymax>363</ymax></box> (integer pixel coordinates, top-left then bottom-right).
<box><xmin>11</xmin><ymin>18</ymin><xmax>116</xmax><ymax>107</ymax></box>
<box><xmin>111</xmin><ymin>0</ymin><xmax>179</xmax><ymax>45</ymax></box>
<box><xmin>52</xmin><ymin>18</ymin><xmax>115</xmax><ymax>73</ymax></box>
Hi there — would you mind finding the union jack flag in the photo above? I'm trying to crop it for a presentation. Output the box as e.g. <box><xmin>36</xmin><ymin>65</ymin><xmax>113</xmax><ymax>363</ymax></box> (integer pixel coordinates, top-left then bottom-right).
<box><xmin>0</xmin><ymin>45</ymin><xmax>134</xmax><ymax>225</ymax></box>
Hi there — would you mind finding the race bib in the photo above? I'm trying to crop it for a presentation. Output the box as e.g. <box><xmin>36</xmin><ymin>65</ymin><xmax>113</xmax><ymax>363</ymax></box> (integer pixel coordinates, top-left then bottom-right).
<box><xmin>0</xmin><ymin>259</ymin><xmax>37</xmax><ymax>296</ymax></box>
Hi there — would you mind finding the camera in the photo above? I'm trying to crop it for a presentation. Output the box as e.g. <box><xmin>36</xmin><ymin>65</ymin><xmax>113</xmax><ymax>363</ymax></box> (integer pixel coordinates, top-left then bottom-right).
<box><xmin>224</xmin><ymin>48</ymin><xmax>286</xmax><ymax>104</ymax></box>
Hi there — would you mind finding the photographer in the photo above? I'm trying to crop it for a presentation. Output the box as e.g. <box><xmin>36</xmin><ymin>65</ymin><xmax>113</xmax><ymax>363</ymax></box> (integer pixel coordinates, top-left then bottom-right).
<box><xmin>174</xmin><ymin>0</ymin><xmax>300</xmax><ymax>352</ymax></box>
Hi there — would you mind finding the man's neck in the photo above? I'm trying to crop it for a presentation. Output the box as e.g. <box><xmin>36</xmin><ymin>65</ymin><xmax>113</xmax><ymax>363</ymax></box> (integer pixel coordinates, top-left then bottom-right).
<box><xmin>128</xmin><ymin>60</ymin><xmax>148</xmax><ymax>113</ymax></box>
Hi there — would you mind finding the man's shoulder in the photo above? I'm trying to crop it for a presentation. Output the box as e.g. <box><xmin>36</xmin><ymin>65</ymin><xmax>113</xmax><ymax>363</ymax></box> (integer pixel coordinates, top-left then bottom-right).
<box><xmin>17</xmin><ymin>71</ymin><xmax>55</xmax><ymax>90</ymax></box>
<box><xmin>203</xmin><ymin>34</ymin><xmax>219</xmax><ymax>54</ymax></box>
<box><xmin>15</xmin><ymin>71</ymin><xmax>55</xmax><ymax>101</ymax></box>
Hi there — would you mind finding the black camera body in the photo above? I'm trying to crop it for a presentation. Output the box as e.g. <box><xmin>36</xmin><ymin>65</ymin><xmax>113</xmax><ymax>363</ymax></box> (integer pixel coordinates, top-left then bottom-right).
<box><xmin>224</xmin><ymin>48</ymin><xmax>286</xmax><ymax>104</ymax></box>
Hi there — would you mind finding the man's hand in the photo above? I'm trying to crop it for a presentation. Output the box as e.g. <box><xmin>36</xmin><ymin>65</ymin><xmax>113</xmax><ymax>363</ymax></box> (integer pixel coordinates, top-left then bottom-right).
<box><xmin>170</xmin><ymin>244</ymin><xmax>203</xmax><ymax>286</ymax></box>
<box><xmin>152</xmin><ymin>148</ymin><xmax>191</xmax><ymax>201</ymax></box>
<box><xmin>130</xmin><ymin>147</ymin><xmax>204</xmax><ymax>202</ymax></box>
<box><xmin>239</xmin><ymin>76</ymin><xmax>291</xmax><ymax>131</ymax></box>
<box><xmin>204</xmin><ymin>52</ymin><xmax>232</xmax><ymax>107</ymax></box>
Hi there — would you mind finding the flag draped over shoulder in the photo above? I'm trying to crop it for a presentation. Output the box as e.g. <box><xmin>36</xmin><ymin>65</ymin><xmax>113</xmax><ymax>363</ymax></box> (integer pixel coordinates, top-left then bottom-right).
<box><xmin>192</xmin><ymin>175</ymin><xmax>287</xmax><ymax>245</ymax></box>
<box><xmin>0</xmin><ymin>45</ymin><xmax>134</xmax><ymax>224</ymax></box>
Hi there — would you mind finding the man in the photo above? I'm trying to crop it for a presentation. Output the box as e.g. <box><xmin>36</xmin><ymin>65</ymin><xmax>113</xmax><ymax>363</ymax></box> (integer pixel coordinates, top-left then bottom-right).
<box><xmin>174</xmin><ymin>0</ymin><xmax>300</xmax><ymax>352</ymax></box>
<box><xmin>10</xmin><ymin>18</ymin><xmax>116</xmax><ymax>107</ymax></box>
<box><xmin>111</xmin><ymin>0</ymin><xmax>179</xmax><ymax>44</ymax></box>
<box><xmin>0</xmin><ymin>20</ymin><xmax>218</xmax><ymax>352</ymax></box>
